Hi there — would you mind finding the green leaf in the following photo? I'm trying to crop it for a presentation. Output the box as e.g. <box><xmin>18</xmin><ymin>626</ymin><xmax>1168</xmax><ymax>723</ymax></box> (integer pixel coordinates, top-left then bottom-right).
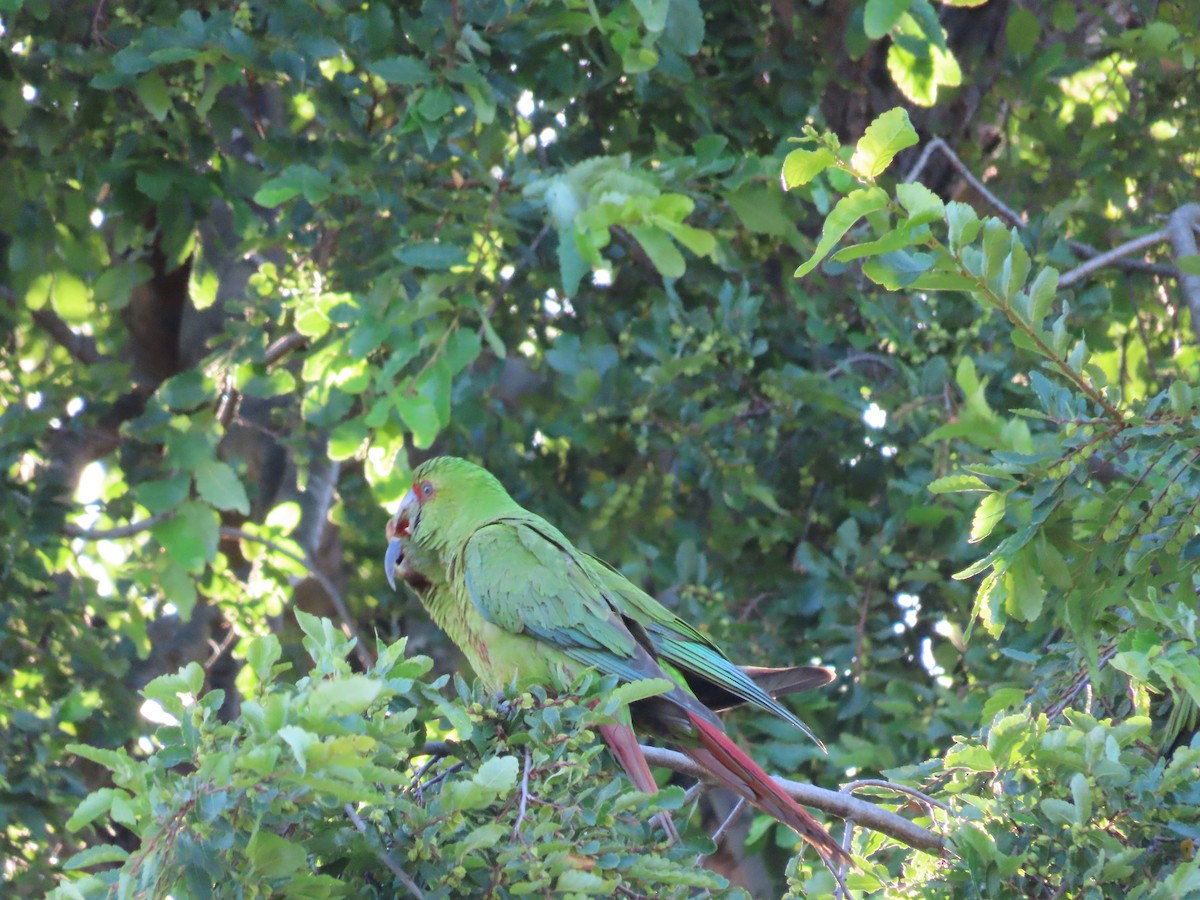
<box><xmin>254</xmin><ymin>164</ymin><xmax>333</xmax><ymax>207</ymax></box>
<box><xmin>247</xmin><ymin>831</ymin><xmax>308</xmax><ymax>879</ymax></box>
<box><xmin>395</xmin><ymin>242</ymin><xmax>467</xmax><ymax>269</ymax></box>
<box><xmin>1070</xmin><ymin>772</ymin><xmax>1092</xmax><ymax>824</ymax></box>
<box><xmin>308</xmin><ymin>675</ymin><xmax>383</xmax><ymax>718</ymax></box>
<box><xmin>417</xmin><ymin>85</ymin><xmax>453</xmax><ymax>121</ymax></box>
<box><xmin>159</xmin><ymin>369</ymin><xmax>210</xmax><ymax>411</ymax></box>
<box><xmin>328</xmin><ymin>418</ymin><xmax>369</xmax><ymax>461</ymax></box>
<box><xmin>607</xmin><ymin>677</ymin><xmax>676</xmax><ymax>706</ymax></box>
<box><xmin>63</xmin><ymin>843</ymin><xmax>130</xmax><ymax>870</ymax></box>
<box><xmin>980</xmin><ymin>687</ymin><xmax>1026</xmax><ymax>724</ymax></box>
<box><xmin>982</xmin><ymin>219</ymin><xmax>1011</xmax><ymax>281</ymax></box>
<box><xmin>1028</xmin><ymin>266</ymin><xmax>1059</xmax><ymax>324</ymax></box>
<box><xmin>66</xmin><ymin>788</ymin><xmax>119</xmax><ymax>832</ymax></box>
<box><xmin>558</xmin><ymin>230</ymin><xmax>588</xmax><ymax>296</ymax></box>
<box><xmin>850</xmin><ymin>108</ymin><xmax>919</xmax><ymax>178</ymax></box>
<box><xmin>1000</xmin><ymin>231</ymin><xmax>1031</xmax><ymax>299</ymax></box>
<box><xmin>656</xmin><ymin>218</ymin><xmax>716</xmax><ymax>257</ymax></box>
<box><xmin>459</xmin><ymin>822</ymin><xmax>507</xmax><ymax>855</ymax></box>
<box><xmin>1006</xmin><ymin>6</ymin><xmax>1040</xmax><ymax>57</ymax></box>
<box><xmin>556</xmin><ymin>870</ymin><xmax>613</xmax><ymax>893</ymax></box>
<box><xmin>728</xmin><ymin>185</ymin><xmax>792</xmax><ymax>235</ymax></box>
<box><xmin>895</xmin><ymin>181</ymin><xmax>944</xmax><ymax>225</ymax></box>
<box><xmin>279</xmin><ymin>725</ymin><xmax>315</xmax><ymax>772</ymax></box>
<box><xmin>1004</xmin><ymin>550</ymin><xmax>1045</xmax><ymax>621</ymax></box>
<box><xmin>833</xmin><ymin>225</ymin><xmax>915</xmax><ymax>263</ymax></box>
<box><xmin>194</xmin><ymin>458</ymin><xmax>250</xmax><ymax>514</ymax></box>
<box><xmin>394</xmin><ymin>390</ymin><xmax>442</xmax><ymax>449</ymax></box>
<box><xmin>945</xmin><ymin>201</ymin><xmax>981</xmax><ymax>250</ymax></box>
<box><xmin>781</xmin><ymin>147</ymin><xmax>836</xmax><ymax>189</ymax></box>
<box><xmin>49</xmin><ymin>272</ymin><xmax>90</xmax><ymax>323</ymax></box>
<box><xmin>628</xmin><ymin>224</ymin><xmax>686</xmax><ymax>278</ymax></box>
<box><xmin>928</xmin><ymin>474</ymin><xmax>990</xmax><ymax>493</ymax></box>
<box><xmin>1041</xmin><ymin>798</ymin><xmax>1076</xmax><ymax>826</ymax></box>
<box><xmin>369</xmin><ymin>55</ymin><xmax>433</xmax><ymax>85</ymax></box>
<box><xmin>943</xmin><ymin>744</ymin><xmax>995</xmax><ymax>772</ymax></box>
<box><xmin>864</xmin><ymin>0</ymin><xmax>912</xmax><ymax>39</ymax></box>
<box><xmin>152</xmin><ymin>501</ymin><xmax>220</xmax><ymax>574</ymax></box>
<box><xmin>136</xmin><ymin>73</ymin><xmax>172</xmax><ymax>121</ymax></box>
<box><xmin>247</xmin><ymin>633</ymin><xmax>283</xmax><ymax>684</ymax></box>
<box><xmin>93</xmin><ymin>262</ymin><xmax>152</xmax><ymax>310</ymax></box>
<box><xmin>862</xmin><ymin>249</ymin><xmax>934</xmax><ymax>289</ymax></box>
<box><xmin>632</xmin><ymin>0</ymin><xmax>669</xmax><ymax>32</ymax></box>
<box><xmin>970</xmin><ymin>492</ymin><xmax>1005</xmax><ymax>543</ymax></box>
<box><xmin>473</xmin><ymin>754</ymin><xmax>519</xmax><ymax>794</ymax></box>
<box><xmin>160</xmin><ymin>558</ymin><xmax>198</xmax><ymax>620</ymax></box>
<box><xmin>794</xmin><ymin>187</ymin><xmax>890</xmax><ymax>278</ymax></box>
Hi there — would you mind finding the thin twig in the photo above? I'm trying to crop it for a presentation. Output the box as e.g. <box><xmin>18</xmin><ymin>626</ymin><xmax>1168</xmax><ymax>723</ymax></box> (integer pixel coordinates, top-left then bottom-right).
<box><xmin>638</xmin><ymin>745</ymin><xmax>945</xmax><ymax>855</ymax></box>
<box><xmin>344</xmin><ymin>803</ymin><xmax>425</xmax><ymax>900</ymax></box>
<box><xmin>907</xmin><ymin>138</ymin><xmax>1188</xmax><ymax>289</ymax></box>
<box><xmin>204</xmin><ymin>625</ymin><xmax>239</xmax><ymax>671</ymax></box>
<box><xmin>904</xmin><ymin>137</ymin><xmax>1024</xmax><ymax>227</ymax></box>
<box><xmin>513</xmin><ymin>746</ymin><xmax>532</xmax><ymax>840</ymax></box>
<box><xmin>694</xmin><ymin>797</ymin><xmax>745</xmax><ymax>866</ymax></box>
<box><xmin>840</xmin><ymin>778</ymin><xmax>952</xmax><ymax>813</ymax></box>
<box><xmin>65</xmin><ymin>512</ymin><xmax>169</xmax><ymax>540</ymax></box>
<box><xmin>220</xmin><ymin>526</ymin><xmax>374</xmax><ymax>670</ymax></box>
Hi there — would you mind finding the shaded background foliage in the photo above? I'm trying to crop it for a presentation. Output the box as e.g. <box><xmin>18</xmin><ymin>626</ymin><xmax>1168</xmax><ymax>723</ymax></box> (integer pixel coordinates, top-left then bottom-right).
<box><xmin>3</xmin><ymin>0</ymin><xmax>1200</xmax><ymax>896</ymax></box>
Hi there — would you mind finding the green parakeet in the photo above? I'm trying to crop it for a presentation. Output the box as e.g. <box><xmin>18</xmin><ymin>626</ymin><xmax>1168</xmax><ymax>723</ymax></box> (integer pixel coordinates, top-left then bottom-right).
<box><xmin>384</xmin><ymin>456</ymin><xmax>846</xmax><ymax>865</ymax></box>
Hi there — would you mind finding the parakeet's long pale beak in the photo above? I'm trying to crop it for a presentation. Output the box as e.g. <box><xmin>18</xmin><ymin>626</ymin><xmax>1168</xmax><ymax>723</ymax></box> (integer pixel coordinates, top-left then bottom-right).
<box><xmin>384</xmin><ymin>537</ymin><xmax>403</xmax><ymax>590</ymax></box>
<box><xmin>385</xmin><ymin>488</ymin><xmax>419</xmax><ymax>590</ymax></box>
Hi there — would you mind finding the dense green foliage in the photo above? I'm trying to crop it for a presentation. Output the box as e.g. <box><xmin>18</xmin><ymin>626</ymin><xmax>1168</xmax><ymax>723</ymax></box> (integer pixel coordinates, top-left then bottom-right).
<box><xmin>3</xmin><ymin>0</ymin><xmax>1200</xmax><ymax>896</ymax></box>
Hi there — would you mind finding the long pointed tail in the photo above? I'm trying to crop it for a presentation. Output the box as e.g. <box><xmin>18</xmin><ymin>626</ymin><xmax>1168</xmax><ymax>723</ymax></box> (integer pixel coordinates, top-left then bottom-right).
<box><xmin>685</xmin><ymin>711</ymin><xmax>850</xmax><ymax>866</ymax></box>
<box><xmin>598</xmin><ymin>721</ymin><xmax>681</xmax><ymax>843</ymax></box>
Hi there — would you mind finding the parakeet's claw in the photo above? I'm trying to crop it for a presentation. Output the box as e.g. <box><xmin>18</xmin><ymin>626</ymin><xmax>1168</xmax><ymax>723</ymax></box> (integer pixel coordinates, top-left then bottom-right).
<box><xmin>385</xmin><ymin>537</ymin><xmax>404</xmax><ymax>590</ymax></box>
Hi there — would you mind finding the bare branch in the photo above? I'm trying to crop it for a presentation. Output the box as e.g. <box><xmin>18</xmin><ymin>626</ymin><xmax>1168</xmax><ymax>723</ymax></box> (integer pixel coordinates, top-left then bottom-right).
<box><xmin>904</xmin><ymin>137</ymin><xmax>1024</xmax><ymax>227</ymax></box>
<box><xmin>31</xmin><ymin>309</ymin><xmax>103</xmax><ymax>365</ymax></box>
<box><xmin>639</xmin><ymin>745</ymin><xmax>945</xmax><ymax>855</ymax></box>
<box><xmin>65</xmin><ymin>513</ymin><xmax>169</xmax><ymax>540</ymax></box>
<box><xmin>264</xmin><ymin>332</ymin><xmax>308</xmax><ymax>367</ymax></box>
<box><xmin>1059</xmin><ymin>229</ymin><xmax>1170</xmax><ymax>288</ymax></box>
<box><xmin>841</xmin><ymin>778</ymin><xmax>952</xmax><ymax>813</ymax></box>
<box><xmin>694</xmin><ymin>797</ymin><xmax>746</xmax><ymax>867</ymax></box>
<box><xmin>906</xmin><ymin>137</ymin><xmax>1188</xmax><ymax>291</ymax></box>
<box><xmin>1166</xmin><ymin>203</ymin><xmax>1200</xmax><ymax>341</ymax></box>
<box><xmin>220</xmin><ymin>526</ymin><xmax>374</xmax><ymax>671</ymax></box>
<box><xmin>344</xmin><ymin>802</ymin><xmax>425</xmax><ymax>900</ymax></box>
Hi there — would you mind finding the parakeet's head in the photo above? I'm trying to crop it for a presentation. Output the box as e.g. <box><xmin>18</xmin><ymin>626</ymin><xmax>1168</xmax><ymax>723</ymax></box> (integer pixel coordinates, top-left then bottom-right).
<box><xmin>385</xmin><ymin>456</ymin><xmax>517</xmax><ymax>589</ymax></box>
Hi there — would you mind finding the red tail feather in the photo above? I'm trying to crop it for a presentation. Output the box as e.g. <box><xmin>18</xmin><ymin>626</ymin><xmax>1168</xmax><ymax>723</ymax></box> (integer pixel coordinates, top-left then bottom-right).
<box><xmin>685</xmin><ymin>711</ymin><xmax>849</xmax><ymax>865</ymax></box>
<box><xmin>597</xmin><ymin>721</ymin><xmax>681</xmax><ymax>843</ymax></box>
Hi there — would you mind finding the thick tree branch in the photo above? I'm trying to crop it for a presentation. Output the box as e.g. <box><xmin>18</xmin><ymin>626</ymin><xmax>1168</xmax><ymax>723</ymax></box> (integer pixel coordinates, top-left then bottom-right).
<box><xmin>640</xmin><ymin>745</ymin><xmax>946</xmax><ymax>855</ymax></box>
<box><xmin>1166</xmin><ymin>203</ymin><xmax>1200</xmax><ymax>341</ymax></box>
<box><xmin>31</xmin><ymin>309</ymin><xmax>104</xmax><ymax>365</ymax></box>
<box><xmin>415</xmin><ymin>739</ymin><xmax>945</xmax><ymax>854</ymax></box>
<box><xmin>1059</xmin><ymin>229</ymin><xmax>1170</xmax><ymax>288</ymax></box>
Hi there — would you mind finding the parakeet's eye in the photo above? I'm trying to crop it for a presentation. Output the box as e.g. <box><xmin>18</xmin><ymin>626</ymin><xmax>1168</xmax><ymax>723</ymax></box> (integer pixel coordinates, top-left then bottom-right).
<box><xmin>420</xmin><ymin>480</ymin><xmax>435</xmax><ymax>499</ymax></box>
